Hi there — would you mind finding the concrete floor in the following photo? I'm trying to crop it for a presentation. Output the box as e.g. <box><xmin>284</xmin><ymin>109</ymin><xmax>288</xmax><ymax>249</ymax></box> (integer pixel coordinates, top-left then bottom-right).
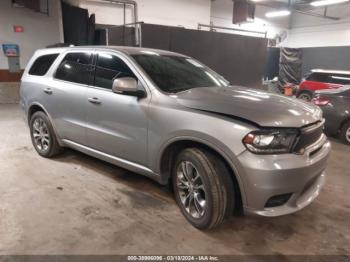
<box><xmin>0</xmin><ymin>82</ymin><xmax>19</xmax><ymax>104</ymax></box>
<box><xmin>0</xmin><ymin>83</ymin><xmax>349</xmax><ymax>255</ymax></box>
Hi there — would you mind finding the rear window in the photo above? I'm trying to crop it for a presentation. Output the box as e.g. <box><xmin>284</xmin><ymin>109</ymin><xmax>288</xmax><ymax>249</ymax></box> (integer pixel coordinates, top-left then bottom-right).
<box><xmin>28</xmin><ymin>53</ymin><xmax>59</xmax><ymax>76</ymax></box>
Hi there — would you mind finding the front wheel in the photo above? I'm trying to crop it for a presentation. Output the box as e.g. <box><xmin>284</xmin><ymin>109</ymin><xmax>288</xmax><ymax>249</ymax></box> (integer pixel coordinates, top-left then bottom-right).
<box><xmin>297</xmin><ymin>91</ymin><xmax>313</xmax><ymax>102</ymax></box>
<box><xmin>172</xmin><ymin>148</ymin><xmax>235</xmax><ymax>229</ymax></box>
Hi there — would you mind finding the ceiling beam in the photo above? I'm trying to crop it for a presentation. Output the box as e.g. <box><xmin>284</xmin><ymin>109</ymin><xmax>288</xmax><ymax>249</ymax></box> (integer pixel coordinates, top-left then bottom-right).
<box><xmin>253</xmin><ymin>1</ymin><xmax>341</xmax><ymax>20</ymax></box>
<box><xmin>293</xmin><ymin>9</ymin><xmax>340</xmax><ymax>20</ymax></box>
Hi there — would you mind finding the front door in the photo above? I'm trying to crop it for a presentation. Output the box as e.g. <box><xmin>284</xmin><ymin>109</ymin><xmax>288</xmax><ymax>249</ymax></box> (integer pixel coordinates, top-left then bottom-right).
<box><xmin>86</xmin><ymin>51</ymin><xmax>149</xmax><ymax>166</ymax></box>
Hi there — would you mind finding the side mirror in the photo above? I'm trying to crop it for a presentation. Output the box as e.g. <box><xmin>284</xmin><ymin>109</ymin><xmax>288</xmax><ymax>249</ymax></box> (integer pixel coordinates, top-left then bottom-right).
<box><xmin>112</xmin><ymin>77</ymin><xmax>146</xmax><ymax>98</ymax></box>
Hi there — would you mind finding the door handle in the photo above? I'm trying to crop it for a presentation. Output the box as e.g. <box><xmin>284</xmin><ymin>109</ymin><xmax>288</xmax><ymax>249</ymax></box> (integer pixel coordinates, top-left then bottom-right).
<box><xmin>43</xmin><ymin>88</ymin><xmax>53</xmax><ymax>95</ymax></box>
<box><xmin>88</xmin><ymin>97</ymin><xmax>102</xmax><ymax>104</ymax></box>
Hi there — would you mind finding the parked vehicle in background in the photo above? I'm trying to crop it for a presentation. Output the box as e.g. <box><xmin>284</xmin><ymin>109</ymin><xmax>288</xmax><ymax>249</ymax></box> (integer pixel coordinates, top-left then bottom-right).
<box><xmin>298</xmin><ymin>69</ymin><xmax>350</xmax><ymax>101</ymax></box>
<box><xmin>312</xmin><ymin>86</ymin><xmax>350</xmax><ymax>145</ymax></box>
<box><xmin>21</xmin><ymin>46</ymin><xmax>331</xmax><ymax>229</ymax></box>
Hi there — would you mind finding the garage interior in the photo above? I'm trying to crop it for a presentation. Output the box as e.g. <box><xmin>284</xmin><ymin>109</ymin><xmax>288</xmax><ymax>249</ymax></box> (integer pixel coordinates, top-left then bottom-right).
<box><xmin>0</xmin><ymin>0</ymin><xmax>350</xmax><ymax>258</ymax></box>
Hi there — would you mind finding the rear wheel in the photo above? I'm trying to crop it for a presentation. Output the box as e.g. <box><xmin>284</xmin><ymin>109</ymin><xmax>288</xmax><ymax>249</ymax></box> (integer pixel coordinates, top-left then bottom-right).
<box><xmin>340</xmin><ymin>120</ymin><xmax>350</xmax><ymax>145</ymax></box>
<box><xmin>172</xmin><ymin>148</ymin><xmax>235</xmax><ymax>229</ymax></box>
<box><xmin>30</xmin><ymin>111</ymin><xmax>63</xmax><ymax>157</ymax></box>
<box><xmin>298</xmin><ymin>91</ymin><xmax>313</xmax><ymax>102</ymax></box>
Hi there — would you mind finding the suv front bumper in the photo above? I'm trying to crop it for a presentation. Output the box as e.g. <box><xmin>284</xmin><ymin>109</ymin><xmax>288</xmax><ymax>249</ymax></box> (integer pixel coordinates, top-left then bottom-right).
<box><xmin>237</xmin><ymin>135</ymin><xmax>331</xmax><ymax>217</ymax></box>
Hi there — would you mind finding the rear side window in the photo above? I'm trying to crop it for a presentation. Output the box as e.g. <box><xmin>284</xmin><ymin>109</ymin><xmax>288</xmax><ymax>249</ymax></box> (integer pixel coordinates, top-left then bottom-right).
<box><xmin>306</xmin><ymin>73</ymin><xmax>330</xmax><ymax>83</ymax></box>
<box><xmin>94</xmin><ymin>53</ymin><xmax>136</xmax><ymax>89</ymax></box>
<box><xmin>55</xmin><ymin>52</ymin><xmax>93</xmax><ymax>85</ymax></box>
<box><xmin>28</xmin><ymin>54</ymin><xmax>59</xmax><ymax>76</ymax></box>
<box><xmin>328</xmin><ymin>74</ymin><xmax>350</xmax><ymax>85</ymax></box>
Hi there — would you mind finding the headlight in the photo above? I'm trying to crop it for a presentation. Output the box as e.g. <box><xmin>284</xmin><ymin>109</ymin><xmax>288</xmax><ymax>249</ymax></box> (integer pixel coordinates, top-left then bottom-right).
<box><xmin>242</xmin><ymin>129</ymin><xmax>298</xmax><ymax>154</ymax></box>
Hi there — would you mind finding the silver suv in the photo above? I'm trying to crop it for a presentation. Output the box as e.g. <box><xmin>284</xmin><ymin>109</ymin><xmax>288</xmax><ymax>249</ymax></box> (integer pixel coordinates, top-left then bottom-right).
<box><xmin>20</xmin><ymin>46</ymin><xmax>331</xmax><ymax>229</ymax></box>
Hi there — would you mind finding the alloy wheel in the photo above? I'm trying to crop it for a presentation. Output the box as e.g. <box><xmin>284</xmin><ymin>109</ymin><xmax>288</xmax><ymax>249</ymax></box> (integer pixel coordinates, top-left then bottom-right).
<box><xmin>32</xmin><ymin>118</ymin><xmax>50</xmax><ymax>152</ymax></box>
<box><xmin>176</xmin><ymin>161</ymin><xmax>207</xmax><ymax>219</ymax></box>
<box><xmin>299</xmin><ymin>93</ymin><xmax>311</xmax><ymax>102</ymax></box>
<box><xmin>346</xmin><ymin>127</ymin><xmax>350</xmax><ymax>143</ymax></box>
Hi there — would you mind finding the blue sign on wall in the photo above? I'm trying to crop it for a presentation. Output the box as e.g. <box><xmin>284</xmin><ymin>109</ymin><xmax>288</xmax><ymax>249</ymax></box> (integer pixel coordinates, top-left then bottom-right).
<box><xmin>2</xmin><ymin>44</ymin><xmax>20</xmax><ymax>57</ymax></box>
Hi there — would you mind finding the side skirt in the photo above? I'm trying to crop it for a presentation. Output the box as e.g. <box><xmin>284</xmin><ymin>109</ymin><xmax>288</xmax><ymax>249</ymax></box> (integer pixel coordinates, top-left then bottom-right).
<box><xmin>61</xmin><ymin>139</ymin><xmax>163</xmax><ymax>184</ymax></box>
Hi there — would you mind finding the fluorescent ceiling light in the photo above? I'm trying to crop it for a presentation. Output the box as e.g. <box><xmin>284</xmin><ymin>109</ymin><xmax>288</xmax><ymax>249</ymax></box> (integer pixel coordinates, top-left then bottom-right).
<box><xmin>310</xmin><ymin>0</ymin><xmax>349</xmax><ymax>6</ymax></box>
<box><xmin>265</xmin><ymin>10</ymin><xmax>291</xmax><ymax>18</ymax></box>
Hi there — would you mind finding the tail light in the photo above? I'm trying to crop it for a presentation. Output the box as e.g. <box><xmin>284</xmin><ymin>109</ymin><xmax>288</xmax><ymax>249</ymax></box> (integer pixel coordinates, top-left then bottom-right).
<box><xmin>312</xmin><ymin>96</ymin><xmax>331</xmax><ymax>106</ymax></box>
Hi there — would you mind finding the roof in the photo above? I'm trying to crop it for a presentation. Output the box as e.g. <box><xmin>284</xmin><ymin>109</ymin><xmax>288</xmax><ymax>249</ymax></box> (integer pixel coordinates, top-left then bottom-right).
<box><xmin>311</xmin><ymin>69</ymin><xmax>350</xmax><ymax>75</ymax></box>
<box><xmin>38</xmin><ymin>45</ymin><xmax>186</xmax><ymax>57</ymax></box>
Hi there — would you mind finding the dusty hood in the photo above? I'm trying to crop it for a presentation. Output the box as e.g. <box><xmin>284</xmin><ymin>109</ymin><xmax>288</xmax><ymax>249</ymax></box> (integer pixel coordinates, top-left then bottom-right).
<box><xmin>174</xmin><ymin>86</ymin><xmax>322</xmax><ymax>128</ymax></box>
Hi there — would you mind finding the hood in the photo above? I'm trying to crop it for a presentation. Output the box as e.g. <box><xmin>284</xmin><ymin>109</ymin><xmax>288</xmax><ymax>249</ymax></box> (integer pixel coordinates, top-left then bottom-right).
<box><xmin>174</xmin><ymin>86</ymin><xmax>322</xmax><ymax>128</ymax></box>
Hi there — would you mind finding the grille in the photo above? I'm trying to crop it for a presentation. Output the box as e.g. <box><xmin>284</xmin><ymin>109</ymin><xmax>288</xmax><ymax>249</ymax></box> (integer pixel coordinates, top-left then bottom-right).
<box><xmin>293</xmin><ymin>120</ymin><xmax>324</xmax><ymax>153</ymax></box>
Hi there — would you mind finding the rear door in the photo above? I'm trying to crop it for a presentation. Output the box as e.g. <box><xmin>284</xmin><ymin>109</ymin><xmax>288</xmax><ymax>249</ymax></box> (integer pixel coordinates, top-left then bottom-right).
<box><xmin>85</xmin><ymin>51</ymin><xmax>150</xmax><ymax>166</ymax></box>
<box><xmin>21</xmin><ymin>52</ymin><xmax>60</xmax><ymax>115</ymax></box>
<box><xmin>47</xmin><ymin>51</ymin><xmax>94</xmax><ymax>145</ymax></box>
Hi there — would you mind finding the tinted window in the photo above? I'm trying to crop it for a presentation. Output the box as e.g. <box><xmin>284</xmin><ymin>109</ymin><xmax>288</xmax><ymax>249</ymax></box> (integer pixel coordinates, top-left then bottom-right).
<box><xmin>328</xmin><ymin>74</ymin><xmax>350</xmax><ymax>85</ymax></box>
<box><xmin>55</xmin><ymin>52</ymin><xmax>93</xmax><ymax>85</ymax></box>
<box><xmin>132</xmin><ymin>54</ymin><xmax>230</xmax><ymax>93</ymax></box>
<box><xmin>307</xmin><ymin>73</ymin><xmax>330</xmax><ymax>83</ymax></box>
<box><xmin>94</xmin><ymin>53</ymin><xmax>135</xmax><ymax>89</ymax></box>
<box><xmin>344</xmin><ymin>89</ymin><xmax>350</xmax><ymax>97</ymax></box>
<box><xmin>29</xmin><ymin>54</ymin><xmax>59</xmax><ymax>76</ymax></box>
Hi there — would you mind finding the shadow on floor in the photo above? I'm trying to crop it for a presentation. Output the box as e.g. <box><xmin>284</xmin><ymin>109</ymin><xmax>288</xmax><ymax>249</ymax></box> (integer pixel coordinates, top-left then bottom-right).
<box><xmin>51</xmin><ymin>147</ymin><xmax>307</xmax><ymax>236</ymax></box>
<box><xmin>53</xmin><ymin>148</ymin><xmax>173</xmax><ymax>201</ymax></box>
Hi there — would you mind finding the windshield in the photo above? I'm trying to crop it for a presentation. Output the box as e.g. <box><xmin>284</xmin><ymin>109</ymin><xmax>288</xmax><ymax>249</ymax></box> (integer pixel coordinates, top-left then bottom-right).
<box><xmin>131</xmin><ymin>54</ymin><xmax>230</xmax><ymax>93</ymax></box>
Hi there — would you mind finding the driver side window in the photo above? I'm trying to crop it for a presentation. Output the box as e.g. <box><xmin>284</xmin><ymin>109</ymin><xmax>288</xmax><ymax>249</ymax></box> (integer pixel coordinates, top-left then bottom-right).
<box><xmin>94</xmin><ymin>53</ymin><xmax>136</xmax><ymax>89</ymax></box>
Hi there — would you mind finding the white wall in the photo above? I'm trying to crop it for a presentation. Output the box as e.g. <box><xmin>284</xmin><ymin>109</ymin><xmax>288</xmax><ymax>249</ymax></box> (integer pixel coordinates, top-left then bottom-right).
<box><xmin>282</xmin><ymin>4</ymin><xmax>350</xmax><ymax>47</ymax></box>
<box><xmin>66</xmin><ymin>0</ymin><xmax>211</xmax><ymax>29</ymax></box>
<box><xmin>0</xmin><ymin>0</ymin><xmax>62</xmax><ymax>70</ymax></box>
<box><xmin>210</xmin><ymin>0</ymin><xmax>290</xmax><ymax>40</ymax></box>
<box><xmin>210</xmin><ymin>1</ymin><xmax>350</xmax><ymax>48</ymax></box>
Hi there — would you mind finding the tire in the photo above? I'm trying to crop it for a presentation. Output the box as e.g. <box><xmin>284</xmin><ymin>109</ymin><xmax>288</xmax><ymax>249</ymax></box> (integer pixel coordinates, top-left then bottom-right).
<box><xmin>340</xmin><ymin>120</ymin><xmax>350</xmax><ymax>145</ymax></box>
<box><xmin>297</xmin><ymin>91</ymin><xmax>313</xmax><ymax>102</ymax></box>
<box><xmin>29</xmin><ymin>111</ymin><xmax>63</xmax><ymax>157</ymax></box>
<box><xmin>172</xmin><ymin>148</ymin><xmax>235</xmax><ymax>229</ymax></box>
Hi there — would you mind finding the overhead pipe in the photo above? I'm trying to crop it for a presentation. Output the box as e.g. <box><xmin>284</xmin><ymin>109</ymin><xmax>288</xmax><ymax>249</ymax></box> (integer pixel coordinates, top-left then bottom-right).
<box><xmin>95</xmin><ymin>0</ymin><xmax>140</xmax><ymax>45</ymax></box>
<box><xmin>198</xmin><ymin>23</ymin><xmax>267</xmax><ymax>38</ymax></box>
<box><xmin>101</xmin><ymin>0</ymin><xmax>138</xmax><ymax>24</ymax></box>
<box><xmin>293</xmin><ymin>9</ymin><xmax>340</xmax><ymax>20</ymax></box>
